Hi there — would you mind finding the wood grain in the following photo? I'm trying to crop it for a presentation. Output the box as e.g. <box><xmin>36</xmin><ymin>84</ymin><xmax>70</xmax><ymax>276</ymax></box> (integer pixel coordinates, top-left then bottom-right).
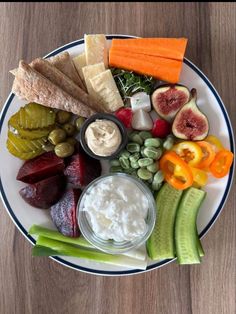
<box><xmin>0</xmin><ymin>2</ymin><xmax>235</xmax><ymax>314</ymax></box>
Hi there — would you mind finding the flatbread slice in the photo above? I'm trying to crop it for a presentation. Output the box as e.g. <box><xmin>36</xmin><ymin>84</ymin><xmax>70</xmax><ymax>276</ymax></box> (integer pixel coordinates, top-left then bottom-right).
<box><xmin>47</xmin><ymin>52</ymin><xmax>86</xmax><ymax>91</ymax></box>
<box><xmin>12</xmin><ymin>60</ymin><xmax>95</xmax><ymax>118</ymax></box>
<box><xmin>30</xmin><ymin>58</ymin><xmax>104</xmax><ymax>112</ymax></box>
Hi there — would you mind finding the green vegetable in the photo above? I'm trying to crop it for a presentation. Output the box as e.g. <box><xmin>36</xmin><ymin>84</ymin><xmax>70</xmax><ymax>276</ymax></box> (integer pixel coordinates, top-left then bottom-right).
<box><xmin>175</xmin><ymin>187</ymin><xmax>206</xmax><ymax>264</ymax></box>
<box><xmin>33</xmin><ymin>236</ymin><xmax>147</xmax><ymax>270</ymax></box>
<box><xmin>129</xmin><ymin>152</ymin><xmax>140</xmax><ymax>163</ymax></box>
<box><xmin>139</xmin><ymin>131</ymin><xmax>152</xmax><ymax>140</ymax></box>
<box><xmin>153</xmin><ymin>170</ymin><xmax>164</xmax><ymax>184</ymax></box>
<box><xmin>120</xmin><ymin>150</ymin><xmax>131</xmax><ymax>159</ymax></box>
<box><xmin>29</xmin><ymin>225</ymin><xmax>147</xmax><ymax>261</ymax></box>
<box><xmin>147</xmin><ymin>163</ymin><xmax>158</xmax><ymax>173</ymax></box>
<box><xmin>130</xmin><ymin>161</ymin><xmax>140</xmax><ymax>169</ymax></box>
<box><xmin>110</xmin><ymin>159</ymin><xmax>120</xmax><ymax>167</ymax></box>
<box><xmin>138</xmin><ymin>158</ymin><xmax>153</xmax><ymax>167</ymax></box>
<box><xmin>151</xmin><ymin>181</ymin><xmax>162</xmax><ymax>191</ymax></box>
<box><xmin>147</xmin><ymin>183</ymin><xmax>183</xmax><ymax>260</ymax></box>
<box><xmin>119</xmin><ymin>157</ymin><xmax>130</xmax><ymax>169</ymax></box>
<box><xmin>143</xmin><ymin>147</ymin><xmax>161</xmax><ymax>159</ymax></box>
<box><xmin>66</xmin><ymin>137</ymin><xmax>77</xmax><ymax>146</ymax></box>
<box><xmin>129</xmin><ymin>133</ymin><xmax>143</xmax><ymax>145</ymax></box>
<box><xmin>144</xmin><ymin>138</ymin><xmax>162</xmax><ymax>148</ymax></box>
<box><xmin>126</xmin><ymin>143</ymin><xmax>140</xmax><ymax>153</ymax></box>
<box><xmin>110</xmin><ymin>166</ymin><xmax>123</xmax><ymax>173</ymax></box>
<box><xmin>111</xmin><ymin>68</ymin><xmax>155</xmax><ymax>100</ymax></box>
<box><xmin>137</xmin><ymin>168</ymin><xmax>152</xmax><ymax>180</ymax></box>
<box><xmin>163</xmin><ymin>135</ymin><xmax>174</xmax><ymax>150</ymax></box>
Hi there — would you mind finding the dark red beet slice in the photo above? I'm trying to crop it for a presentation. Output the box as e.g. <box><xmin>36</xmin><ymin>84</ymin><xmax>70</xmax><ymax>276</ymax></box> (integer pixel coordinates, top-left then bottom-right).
<box><xmin>17</xmin><ymin>152</ymin><xmax>65</xmax><ymax>184</ymax></box>
<box><xmin>64</xmin><ymin>152</ymin><xmax>101</xmax><ymax>188</ymax></box>
<box><xmin>19</xmin><ymin>174</ymin><xmax>66</xmax><ymax>209</ymax></box>
<box><xmin>50</xmin><ymin>189</ymin><xmax>81</xmax><ymax>237</ymax></box>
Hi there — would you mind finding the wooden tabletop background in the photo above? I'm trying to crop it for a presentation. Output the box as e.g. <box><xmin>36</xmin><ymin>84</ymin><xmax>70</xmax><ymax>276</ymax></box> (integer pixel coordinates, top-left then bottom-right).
<box><xmin>0</xmin><ymin>2</ymin><xmax>235</xmax><ymax>314</ymax></box>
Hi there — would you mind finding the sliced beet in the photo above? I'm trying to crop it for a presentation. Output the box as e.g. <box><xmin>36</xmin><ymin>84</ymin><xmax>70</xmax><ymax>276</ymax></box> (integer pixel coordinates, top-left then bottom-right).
<box><xmin>64</xmin><ymin>152</ymin><xmax>101</xmax><ymax>188</ymax></box>
<box><xmin>17</xmin><ymin>152</ymin><xmax>65</xmax><ymax>183</ymax></box>
<box><xmin>19</xmin><ymin>174</ymin><xmax>66</xmax><ymax>209</ymax></box>
<box><xmin>50</xmin><ymin>189</ymin><xmax>81</xmax><ymax>237</ymax></box>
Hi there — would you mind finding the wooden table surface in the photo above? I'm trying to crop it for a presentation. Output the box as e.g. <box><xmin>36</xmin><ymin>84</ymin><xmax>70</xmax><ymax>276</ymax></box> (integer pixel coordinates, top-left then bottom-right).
<box><xmin>0</xmin><ymin>2</ymin><xmax>235</xmax><ymax>314</ymax></box>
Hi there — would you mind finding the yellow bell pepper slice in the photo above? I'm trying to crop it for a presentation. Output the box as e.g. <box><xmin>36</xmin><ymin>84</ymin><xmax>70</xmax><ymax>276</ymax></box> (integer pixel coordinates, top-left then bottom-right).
<box><xmin>205</xmin><ymin>135</ymin><xmax>224</xmax><ymax>151</ymax></box>
<box><xmin>174</xmin><ymin>165</ymin><xmax>208</xmax><ymax>187</ymax></box>
<box><xmin>172</xmin><ymin>141</ymin><xmax>203</xmax><ymax>167</ymax></box>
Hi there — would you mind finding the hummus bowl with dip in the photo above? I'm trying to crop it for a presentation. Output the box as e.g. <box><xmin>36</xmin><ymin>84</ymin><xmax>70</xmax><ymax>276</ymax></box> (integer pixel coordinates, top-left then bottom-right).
<box><xmin>79</xmin><ymin>113</ymin><xmax>128</xmax><ymax>160</ymax></box>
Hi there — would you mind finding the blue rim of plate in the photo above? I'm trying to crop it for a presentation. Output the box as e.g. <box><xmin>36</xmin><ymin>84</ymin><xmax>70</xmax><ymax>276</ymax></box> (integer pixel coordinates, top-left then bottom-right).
<box><xmin>0</xmin><ymin>35</ymin><xmax>235</xmax><ymax>276</ymax></box>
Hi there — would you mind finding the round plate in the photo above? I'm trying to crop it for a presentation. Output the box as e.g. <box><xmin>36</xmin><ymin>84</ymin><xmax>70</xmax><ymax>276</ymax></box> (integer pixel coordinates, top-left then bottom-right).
<box><xmin>0</xmin><ymin>35</ymin><xmax>235</xmax><ymax>276</ymax></box>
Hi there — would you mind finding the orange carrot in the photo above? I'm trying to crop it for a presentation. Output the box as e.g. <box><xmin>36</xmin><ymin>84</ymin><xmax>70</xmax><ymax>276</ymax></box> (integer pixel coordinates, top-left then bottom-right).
<box><xmin>109</xmin><ymin>50</ymin><xmax>183</xmax><ymax>83</ymax></box>
<box><xmin>110</xmin><ymin>38</ymin><xmax>188</xmax><ymax>61</ymax></box>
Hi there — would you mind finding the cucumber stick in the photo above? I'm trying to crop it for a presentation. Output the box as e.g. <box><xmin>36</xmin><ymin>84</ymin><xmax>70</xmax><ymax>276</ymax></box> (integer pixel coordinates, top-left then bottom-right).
<box><xmin>147</xmin><ymin>183</ymin><xmax>183</xmax><ymax>260</ymax></box>
<box><xmin>35</xmin><ymin>236</ymin><xmax>148</xmax><ymax>270</ymax></box>
<box><xmin>175</xmin><ymin>187</ymin><xmax>206</xmax><ymax>264</ymax></box>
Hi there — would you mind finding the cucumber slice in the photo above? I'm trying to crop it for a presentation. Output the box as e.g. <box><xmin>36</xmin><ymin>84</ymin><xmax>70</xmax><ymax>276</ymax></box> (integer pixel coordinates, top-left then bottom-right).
<box><xmin>175</xmin><ymin>187</ymin><xmax>206</xmax><ymax>264</ymax></box>
<box><xmin>147</xmin><ymin>183</ymin><xmax>183</xmax><ymax>260</ymax></box>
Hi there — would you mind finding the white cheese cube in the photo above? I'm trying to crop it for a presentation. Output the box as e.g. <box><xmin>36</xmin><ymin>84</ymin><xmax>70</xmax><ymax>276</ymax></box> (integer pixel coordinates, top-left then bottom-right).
<box><xmin>132</xmin><ymin>109</ymin><xmax>153</xmax><ymax>131</ymax></box>
<box><xmin>130</xmin><ymin>92</ymin><xmax>151</xmax><ymax>112</ymax></box>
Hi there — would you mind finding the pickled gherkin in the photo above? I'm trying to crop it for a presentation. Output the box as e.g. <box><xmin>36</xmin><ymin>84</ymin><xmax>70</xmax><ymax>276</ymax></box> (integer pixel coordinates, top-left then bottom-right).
<box><xmin>19</xmin><ymin>103</ymin><xmax>55</xmax><ymax>129</ymax></box>
<box><xmin>7</xmin><ymin>131</ymin><xmax>47</xmax><ymax>160</ymax></box>
<box><xmin>8</xmin><ymin>112</ymin><xmax>51</xmax><ymax>139</ymax></box>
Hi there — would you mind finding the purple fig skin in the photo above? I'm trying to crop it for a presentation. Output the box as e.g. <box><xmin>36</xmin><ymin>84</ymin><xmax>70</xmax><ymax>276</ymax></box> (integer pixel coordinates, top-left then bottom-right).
<box><xmin>50</xmin><ymin>189</ymin><xmax>81</xmax><ymax>237</ymax></box>
<box><xmin>17</xmin><ymin>152</ymin><xmax>65</xmax><ymax>184</ymax></box>
<box><xmin>19</xmin><ymin>174</ymin><xmax>66</xmax><ymax>209</ymax></box>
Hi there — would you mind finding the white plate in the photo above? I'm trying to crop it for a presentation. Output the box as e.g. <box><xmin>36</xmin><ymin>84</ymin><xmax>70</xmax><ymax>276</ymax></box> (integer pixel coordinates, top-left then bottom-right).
<box><xmin>0</xmin><ymin>35</ymin><xmax>235</xmax><ymax>276</ymax></box>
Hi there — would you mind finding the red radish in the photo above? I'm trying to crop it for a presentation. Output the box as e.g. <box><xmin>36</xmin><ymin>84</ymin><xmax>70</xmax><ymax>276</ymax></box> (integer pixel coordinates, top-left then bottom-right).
<box><xmin>115</xmin><ymin>108</ymin><xmax>133</xmax><ymax>128</ymax></box>
<box><xmin>152</xmin><ymin>119</ymin><xmax>171</xmax><ymax>138</ymax></box>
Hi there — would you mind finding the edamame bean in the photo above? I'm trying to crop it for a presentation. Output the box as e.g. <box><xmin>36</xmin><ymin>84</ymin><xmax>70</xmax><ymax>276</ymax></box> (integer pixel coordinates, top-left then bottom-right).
<box><xmin>140</xmin><ymin>146</ymin><xmax>146</xmax><ymax>157</ymax></box>
<box><xmin>144</xmin><ymin>138</ymin><xmax>162</xmax><ymax>148</ymax></box>
<box><xmin>137</xmin><ymin>168</ymin><xmax>152</xmax><ymax>180</ymax></box>
<box><xmin>110</xmin><ymin>159</ymin><xmax>120</xmax><ymax>167</ymax></box>
<box><xmin>119</xmin><ymin>157</ymin><xmax>130</xmax><ymax>169</ymax></box>
<box><xmin>153</xmin><ymin>170</ymin><xmax>164</xmax><ymax>184</ymax></box>
<box><xmin>120</xmin><ymin>150</ymin><xmax>130</xmax><ymax>159</ymax></box>
<box><xmin>138</xmin><ymin>158</ymin><xmax>153</xmax><ymax>167</ymax></box>
<box><xmin>163</xmin><ymin>135</ymin><xmax>174</xmax><ymax>150</ymax></box>
<box><xmin>128</xmin><ymin>131</ymin><xmax>139</xmax><ymax>140</ymax></box>
<box><xmin>126</xmin><ymin>143</ymin><xmax>140</xmax><ymax>153</ymax></box>
<box><xmin>130</xmin><ymin>134</ymin><xmax>143</xmax><ymax>145</ymax></box>
<box><xmin>139</xmin><ymin>131</ymin><xmax>152</xmax><ymax>140</ymax></box>
<box><xmin>130</xmin><ymin>161</ymin><xmax>140</xmax><ymax>169</ymax></box>
<box><xmin>147</xmin><ymin>163</ymin><xmax>158</xmax><ymax>173</ymax></box>
<box><xmin>129</xmin><ymin>152</ymin><xmax>140</xmax><ymax>163</ymax></box>
<box><xmin>143</xmin><ymin>147</ymin><xmax>159</xmax><ymax>159</ymax></box>
<box><xmin>152</xmin><ymin>182</ymin><xmax>163</xmax><ymax>191</ymax></box>
<box><xmin>110</xmin><ymin>166</ymin><xmax>123</xmax><ymax>173</ymax></box>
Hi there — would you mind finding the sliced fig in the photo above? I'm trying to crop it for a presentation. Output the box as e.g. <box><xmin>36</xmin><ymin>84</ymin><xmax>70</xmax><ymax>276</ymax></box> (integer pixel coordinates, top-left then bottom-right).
<box><xmin>17</xmin><ymin>152</ymin><xmax>65</xmax><ymax>183</ymax></box>
<box><xmin>172</xmin><ymin>89</ymin><xmax>209</xmax><ymax>140</ymax></box>
<box><xmin>152</xmin><ymin>84</ymin><xmax>190</xmax><ymax>121</ymax></box>
<box><xmin>50</xmin><ymin>189</ymin><xmax>81</xmax><ymax>237</ymax></box>
<box><xmin>19</xmin><ymin>174</ymin><xmax>66</xmax><ymax>209</ymax></box>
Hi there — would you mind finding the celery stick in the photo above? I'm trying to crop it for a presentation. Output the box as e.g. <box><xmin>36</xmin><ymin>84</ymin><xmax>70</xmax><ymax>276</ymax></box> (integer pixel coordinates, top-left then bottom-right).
<box><xmin>29</xmin><ymin>225</ymin><xmax>147</xmax><ymax>261</ymax></box>
<box><xmin>36</xmin><ymin>236</ymin><xmax>147</xmax><ymax>270</ymax></box>
<box><xmin>29</xmin><ymin>225</ymin><xmax>92</xmax><ymax>247</ymax></box>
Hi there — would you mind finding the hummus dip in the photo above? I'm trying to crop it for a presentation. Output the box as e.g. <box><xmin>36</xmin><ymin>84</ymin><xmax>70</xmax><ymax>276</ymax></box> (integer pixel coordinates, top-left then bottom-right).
<box><xmin>85</xmin><ymin>119</ymin><xmax>122</xmax><ymax>156</ymax></box>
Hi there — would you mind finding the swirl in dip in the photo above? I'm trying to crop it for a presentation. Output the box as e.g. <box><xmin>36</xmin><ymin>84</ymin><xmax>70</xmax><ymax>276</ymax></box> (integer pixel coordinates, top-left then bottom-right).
<box><xmin>85</xmin><ymin>119</ymin><xmax>122</xmax><ymax>156</ymax></box>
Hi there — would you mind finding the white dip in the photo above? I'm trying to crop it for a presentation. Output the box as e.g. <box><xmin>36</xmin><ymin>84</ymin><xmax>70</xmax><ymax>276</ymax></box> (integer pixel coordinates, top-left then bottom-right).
<box><xmin>81</xmin><ymin>176</ymin><xmax>149</xmax><ymax>242</ymax></box>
